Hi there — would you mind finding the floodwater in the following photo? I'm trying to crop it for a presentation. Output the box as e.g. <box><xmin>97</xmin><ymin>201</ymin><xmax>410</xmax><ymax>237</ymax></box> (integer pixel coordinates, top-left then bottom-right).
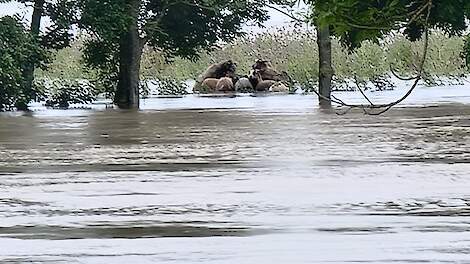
<box><xmin>2</xmin><ymin>85</ymin><xmax>470</xmax><ymax>263</ymax></box>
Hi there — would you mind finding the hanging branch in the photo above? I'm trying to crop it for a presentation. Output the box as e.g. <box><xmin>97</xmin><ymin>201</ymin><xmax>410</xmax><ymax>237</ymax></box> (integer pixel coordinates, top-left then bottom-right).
<box><xmin>341</xmin><ymin>0</ymin><xmax>432</xmax><ymax>32</ymax></box>
<box><xmin>353</xmin><ymin>76</ymin><xmax>375</xmax><ymax>106</ymax></box>
<box><xmin>390</xmin><ymin>65</ymin><xmax>420</xmax><ymax>81</ymax></box>
<box><xmin>265</xmin><ymin>4</ymin><xmax>309</xmax><ymax>23</ymax></box>
<box><xmin>312</xmin><ymin>0</ymin><xmax>433</xmax><ymax>115</ymax></box>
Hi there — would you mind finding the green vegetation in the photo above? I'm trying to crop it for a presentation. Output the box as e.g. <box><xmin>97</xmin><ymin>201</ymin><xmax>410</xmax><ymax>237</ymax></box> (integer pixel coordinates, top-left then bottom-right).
<box><xmin>0</xmin><ymin>16</ymin><xmax>48</xmax><ymax>110</ymax></box>
<box><xmin>34</xmin><ymin>78</ymin><xmax>95</xmax><ymax>108</ymax></box>
<box><xmin>37</xmin><ymin>29</ymin><xmax>469</xmax><ymax>94</ymax></box>
<box><xmin>312</xmin><ymin>0</ymin><xmax>470</xmax><ymax>48</ymax></box>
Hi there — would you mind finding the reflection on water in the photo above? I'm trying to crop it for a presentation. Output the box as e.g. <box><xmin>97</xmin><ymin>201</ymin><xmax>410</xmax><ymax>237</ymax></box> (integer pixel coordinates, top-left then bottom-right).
<box><xmin>2</xmin><ymin>92</ymin><xmax>470</xmax><ymax>263</ymax></box>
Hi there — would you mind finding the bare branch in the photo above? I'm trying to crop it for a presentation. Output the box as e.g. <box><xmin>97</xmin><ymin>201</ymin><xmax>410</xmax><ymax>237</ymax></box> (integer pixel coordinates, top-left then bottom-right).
<box><xmin>390</xmin><ymin>65</ymin><xmax>420</xmax><ymax>81</ymax></box>
<box><xmin>354</xmin><ymin>76</ymin><xmax>375</xmax><ymax>106</ymax></box>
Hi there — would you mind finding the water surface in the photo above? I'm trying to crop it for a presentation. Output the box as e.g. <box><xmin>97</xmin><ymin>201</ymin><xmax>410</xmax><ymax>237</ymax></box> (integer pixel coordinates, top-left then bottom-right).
<box><xmin>2</xmin><ymin>86</ymin><xmax>470</xmax><ymax>263</ymax></box>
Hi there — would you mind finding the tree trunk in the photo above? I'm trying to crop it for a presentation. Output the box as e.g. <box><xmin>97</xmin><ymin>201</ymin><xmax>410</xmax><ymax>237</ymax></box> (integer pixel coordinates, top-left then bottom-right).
<box><xmin>114</xmin><ymin>0</ymin><xmax>142</xmax><ymax>109</ymax></box>
<box><xmin>30</xmin><ymin>0</ymin><xmax>45</xmax><ymax>36</ymax></box>
<box><xmin>316</xmin><ymin>24</ymin><xmax>334</xmax><ymax>108</ymax></box>
<box><xmin>18</xmin><ymin>0</ymin><xmax>45</xmax><ymax>110</ymax></box>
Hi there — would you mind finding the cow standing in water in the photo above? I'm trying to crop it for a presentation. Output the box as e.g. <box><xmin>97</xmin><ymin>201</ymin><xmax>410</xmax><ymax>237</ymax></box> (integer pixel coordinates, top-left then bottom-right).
<box><xmin>249</xmin><ymin>60</ymin><xmax>291</xmax><ymax>92</ymax></box>
<box><xmin>194</xmin><ymin>60</ymin><xmax>237</xmax><ymax>93</ymax></box>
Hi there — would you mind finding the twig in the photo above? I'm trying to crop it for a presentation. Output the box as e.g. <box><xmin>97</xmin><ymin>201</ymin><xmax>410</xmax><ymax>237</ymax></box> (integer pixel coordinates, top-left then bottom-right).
<box><xmin>354</xmin><ymin>76</ymin><xmax>375</xmax><ymax>106</ymax></box>
<box><xmin>343</xmin><ymin>0</ymin><xmax>430</xmax><ymax>31</ymax></box>
<box><xmin>266</xmin><ymin>4</ymin><xmax>309</xmax><ymax>23</ymax></box>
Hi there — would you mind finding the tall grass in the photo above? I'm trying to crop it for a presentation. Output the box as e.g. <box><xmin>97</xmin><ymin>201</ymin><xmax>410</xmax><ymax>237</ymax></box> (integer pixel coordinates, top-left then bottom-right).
<box><xmin>160</xmin><ymin>29</ymin><xmax>468</xmax><ymax>91</ymax></box>
<box><xmin>39</xmin><ymin>29</ymin><xmax>468</xmax><ymax>94</ymax></box>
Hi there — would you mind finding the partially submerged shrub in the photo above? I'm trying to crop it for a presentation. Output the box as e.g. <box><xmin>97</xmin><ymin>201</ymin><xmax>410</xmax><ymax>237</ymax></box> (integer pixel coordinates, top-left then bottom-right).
<box><xmin>34</xmin><ymin>78</ymin><xmax>96</xmax><ymax>108</ymax></box>
<box><xmin>150</xmin><ymin>77</ymin><xmax>189</xmax><ymax>96</ymax></box>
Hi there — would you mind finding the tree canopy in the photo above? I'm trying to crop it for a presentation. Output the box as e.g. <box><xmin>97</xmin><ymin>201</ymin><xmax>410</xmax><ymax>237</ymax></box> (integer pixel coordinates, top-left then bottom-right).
<box><xmin>78</xmin><ymin>0</ymin><xmax>272</xmax><ymax>62</ymax></box>
<box><xmin>308</xmin><ymin>0</ymin><xmax>470</xmax><ymax>48</ymax></box>
<box><xmin>0</xmin><ymin>0</ymin><xmax>76</xmax><ymax>49</ymax></box>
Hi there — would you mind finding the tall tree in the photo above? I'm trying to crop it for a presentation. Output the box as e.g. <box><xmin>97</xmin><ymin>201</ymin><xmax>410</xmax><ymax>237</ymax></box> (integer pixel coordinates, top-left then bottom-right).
<box><xmin>114</xmin><ymin>0</ymin><xmax>141</xmax><ymax>109</ymax></box>
<box><xmin>0</xmin><ymin>0</ymin><xmax>46</xmax><ymax>109</ymax></box>
<box><xmin>78</xmin><ymin>0</ymin><xmax>272</xmax><ymax>109</ymax></box>
<box><xmin>0</xmin><ymin>16</ymin><xmax>47</xmax><ymax>110</ymax></box>
<box><xmin>0</xmin><ymin>0</ymin><xmax>76</xmax><ymax>110</ymax></box>
<box><xmin>304</xmin><ymin>0</ymin><xmax>470</xmax><ymax>111</ymax></box>
<box><xmin>281</xmin><ymin>0</ymin><xmax>334</xmax><ymax>106</ymax></box>
<box><xmin>19</xmin><ymin>0</ymin><xmax>45</xmax><ymax>110</ymax></box>
<box><xmin>316</xmin><ymin>24</ymin><xmax>333</xmax><ymax>107</ymax></box>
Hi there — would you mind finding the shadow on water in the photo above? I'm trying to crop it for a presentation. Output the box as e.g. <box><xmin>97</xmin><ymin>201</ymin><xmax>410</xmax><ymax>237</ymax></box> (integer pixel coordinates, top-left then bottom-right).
<box><xmin>0</xmin><ymin>223</ymin><xmax>270</xmax><ymax>240</ymax></box>
<box><xmin>1</xmin><ymin>108</ymin><xmax>278</xmax><ymax>173</ymax></box>
<box><xmin>328</xmin><ymin>197</ymin><xmax>470</xmax><ymax>217</ymax></box>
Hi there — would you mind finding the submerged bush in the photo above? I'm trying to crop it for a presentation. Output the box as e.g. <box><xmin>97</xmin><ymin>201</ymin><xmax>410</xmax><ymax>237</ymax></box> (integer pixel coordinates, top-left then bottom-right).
<box><xmin>149</xmin><ymin>77</ymin><xmax>189</xmax><ymax>96</ymax></box>
<box><xmin>34</xmin><ymin>78</ymin><xmax>96</xmax><ymax>108</ymax></box>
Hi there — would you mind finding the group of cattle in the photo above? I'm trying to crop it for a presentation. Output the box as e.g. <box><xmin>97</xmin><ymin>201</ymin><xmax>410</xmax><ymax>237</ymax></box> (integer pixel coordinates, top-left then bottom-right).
<box><xmin>194</xmin><ymin>59</ymin><xmax>291</xmax><ymax>94</ymax></box>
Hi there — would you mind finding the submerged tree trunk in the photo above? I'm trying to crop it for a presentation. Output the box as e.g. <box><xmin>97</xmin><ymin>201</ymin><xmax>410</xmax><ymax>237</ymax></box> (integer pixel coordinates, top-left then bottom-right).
<box><xmin>316</xmin><ymin>24</ymin><xmax>334</xmax><ymax>108</ymax></box>
<box><xmin>114</xmin><ymin>0</ymin><xmax>142</xmax><ymax>109</ymax></box>
<box><xmin>19</xmin><ymin>0</ymin><xmax>45</xmax><ymax>110</ymax></box>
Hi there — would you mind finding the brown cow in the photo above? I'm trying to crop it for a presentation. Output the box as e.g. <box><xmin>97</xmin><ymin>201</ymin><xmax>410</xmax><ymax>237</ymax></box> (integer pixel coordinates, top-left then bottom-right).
<box><xmin>216</xmin><ymin>77</ymin><xmax>234</xmax><ymax>92</ymax></box>
<box><xmin>201</xmin><ymin>78</ymin><xmax>219</xmax><ymax>92</ymax></box>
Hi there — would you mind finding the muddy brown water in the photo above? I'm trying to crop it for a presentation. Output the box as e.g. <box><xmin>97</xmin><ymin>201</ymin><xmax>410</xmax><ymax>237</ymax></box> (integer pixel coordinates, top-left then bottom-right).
<box><xmin>1</xmin><ymin>93</ymin><xmax>470</xmax><ymax>263</ymax></box>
